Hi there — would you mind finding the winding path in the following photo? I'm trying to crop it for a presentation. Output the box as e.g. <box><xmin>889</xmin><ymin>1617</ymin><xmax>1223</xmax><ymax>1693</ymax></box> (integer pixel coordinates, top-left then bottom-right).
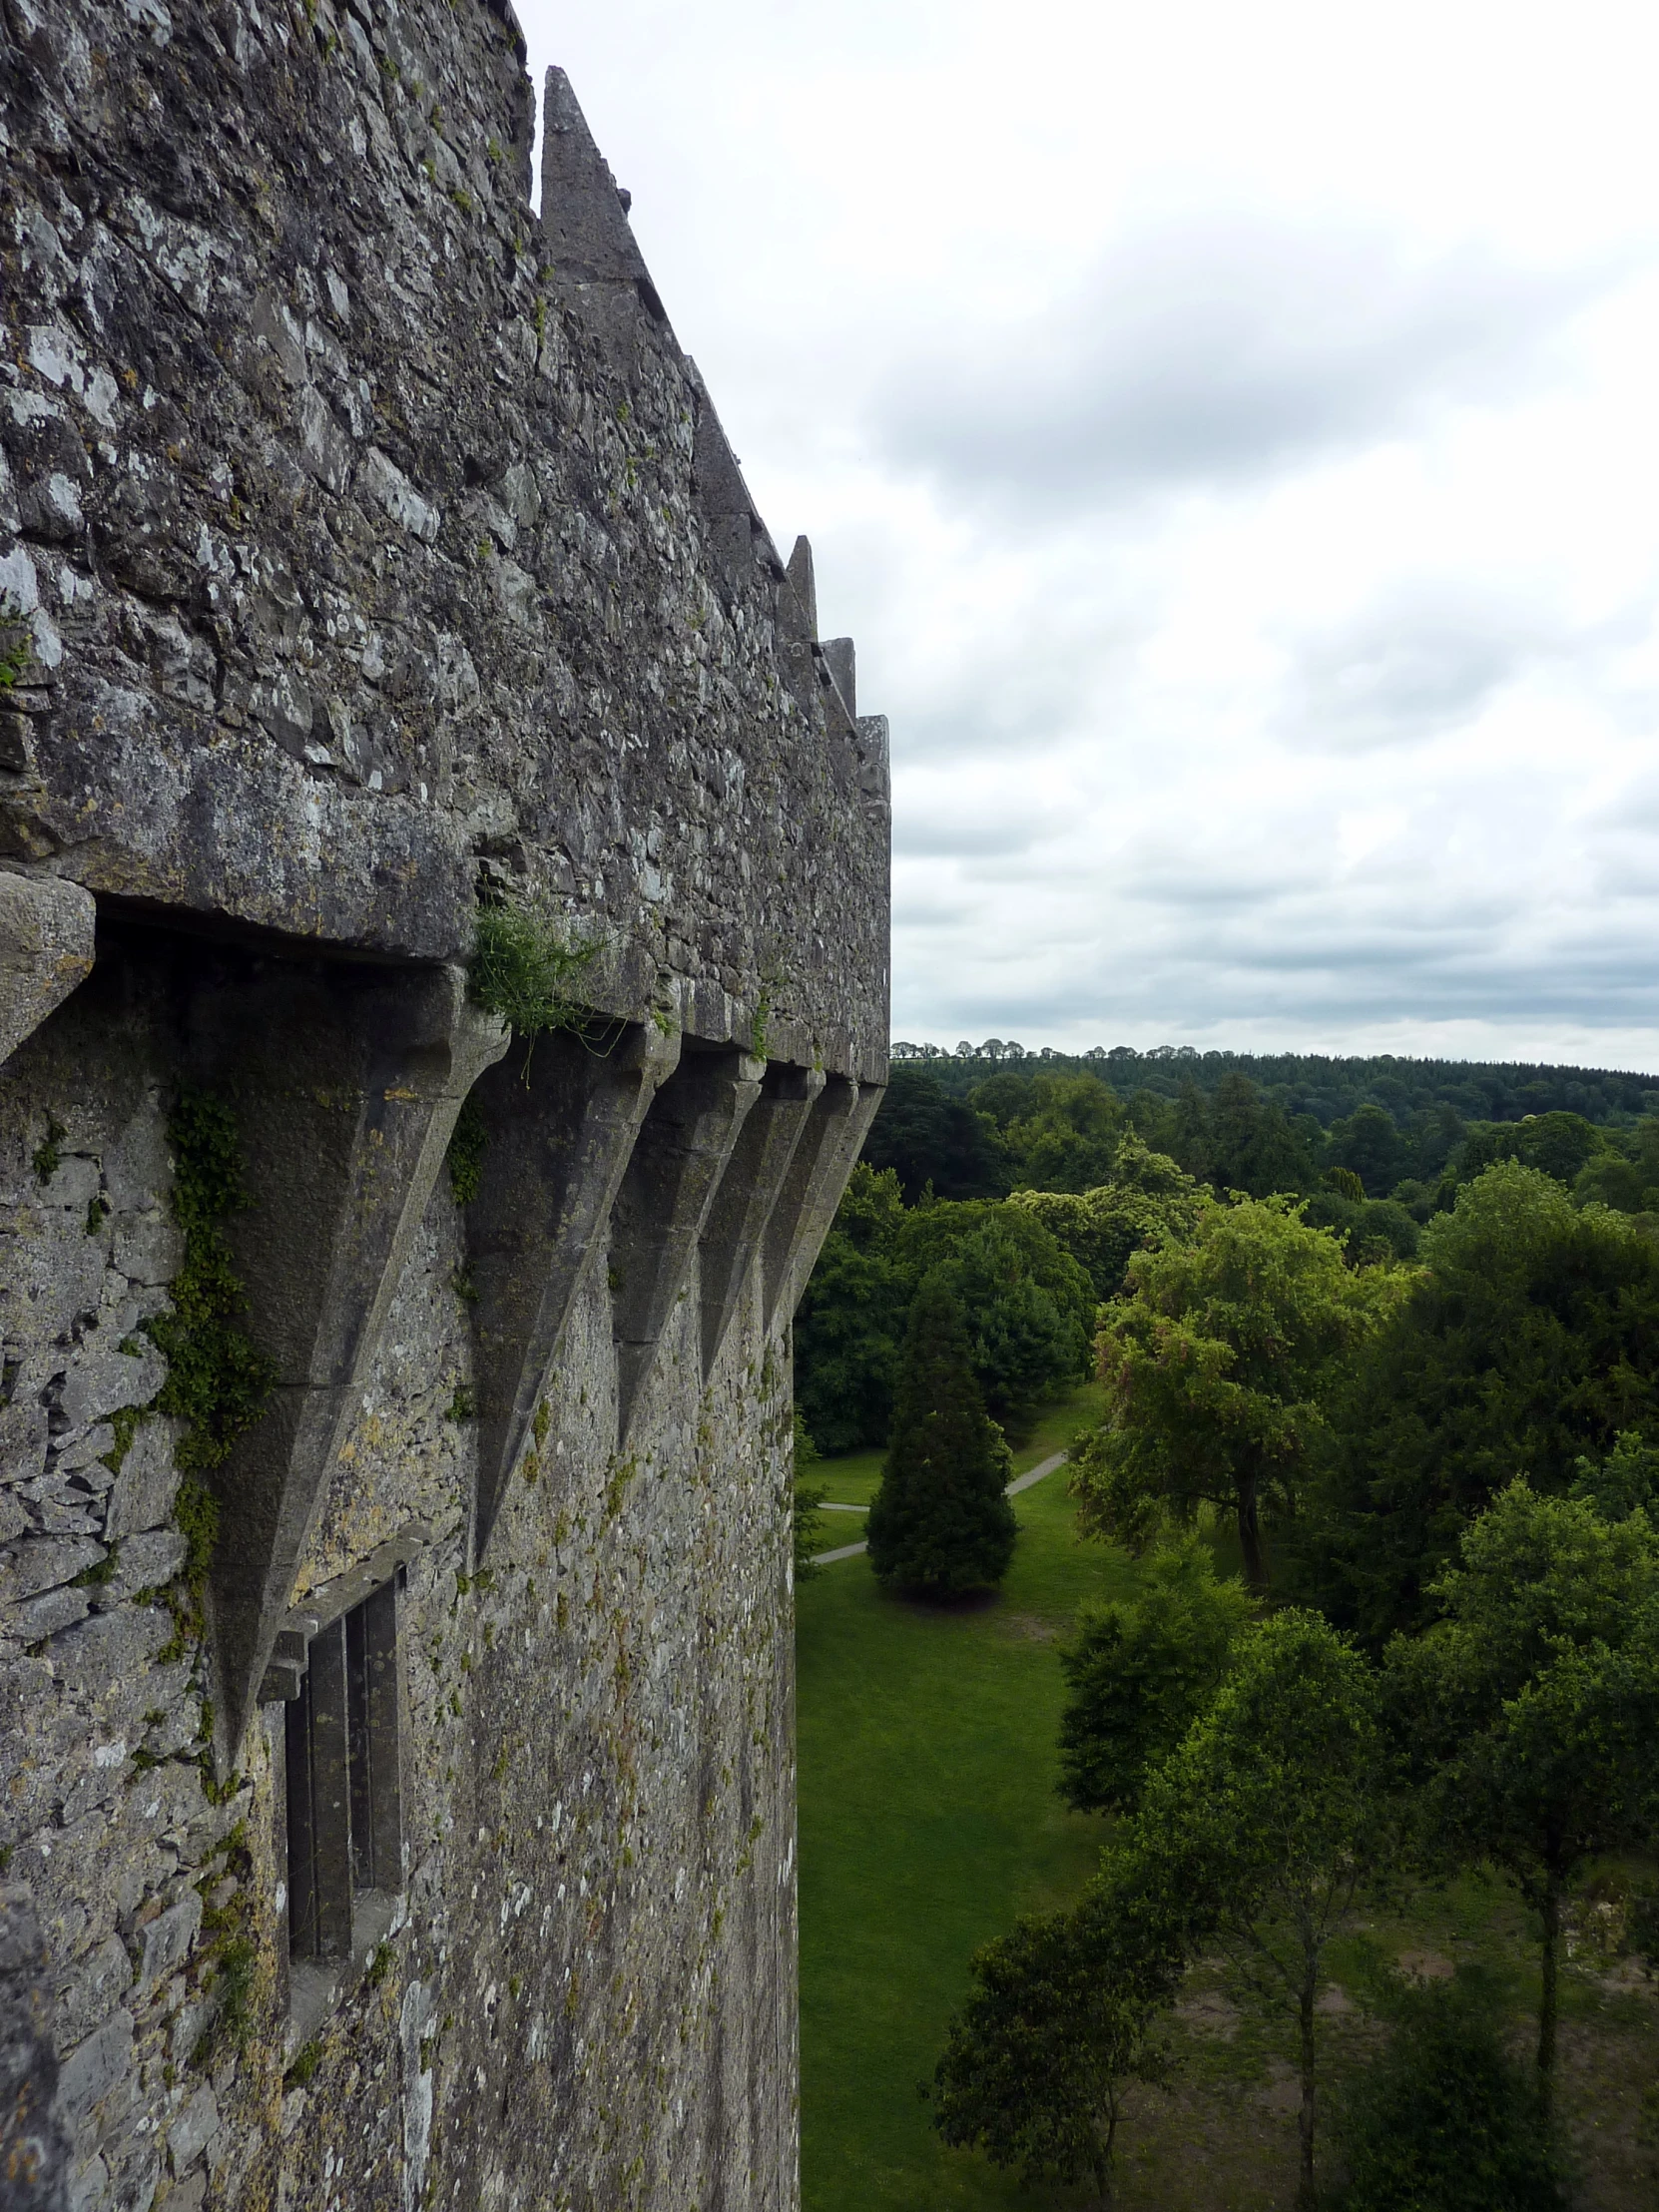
<box><xmin>808</xmin><ymin>1449</ymin><xmax>1070</xmax><ymax>1567</ymax></box>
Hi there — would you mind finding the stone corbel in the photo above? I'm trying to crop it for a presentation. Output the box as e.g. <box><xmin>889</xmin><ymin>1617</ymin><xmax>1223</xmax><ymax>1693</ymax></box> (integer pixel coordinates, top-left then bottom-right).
<box><xmin>609</xmin><ymin>1047</ymin><xmax>764</xmax><ymax>1442</ymax></box>
<box><xmin>465</xmin><ymin>1020</ymin><xmax>681</xmax><ymax>1557</ymax></box>
<box><xmin>698</xmin><ymin>1063</ymin><xmax>826</xmax><ymax>1381</ymax></box>
<box><xmin>190</xmin><ymin>962</ymin><xmax>508</xmax><ymax>1758</ymax></box>
<box><xmin>761</xmin><ymin>1077</ymin><xmax>886</xmax><ymax>1333</ymax></box>
<box><xmin>0</xmin><ymin>871</ymin><xmax>95</xmax><ymax>1067</ymax></box>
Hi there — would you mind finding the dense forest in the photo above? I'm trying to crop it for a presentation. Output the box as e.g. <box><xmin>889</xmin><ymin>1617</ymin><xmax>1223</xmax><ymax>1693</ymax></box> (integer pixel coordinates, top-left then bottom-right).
<box><xmin>798</xmin><ymin>1056</ymin><xmax>1659</xmax><ymax>1455</ymax></box>
<box><xmin>799</xmin><ymin>1053</ymin><xmax>1659</xmax><ymax>2205</ymax></box>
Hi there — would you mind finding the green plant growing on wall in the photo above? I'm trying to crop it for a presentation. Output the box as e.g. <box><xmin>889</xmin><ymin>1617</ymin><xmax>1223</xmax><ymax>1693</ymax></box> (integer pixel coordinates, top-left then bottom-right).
<box><xmin>468</xmin><ymin>898</ymin><xmax>597</xmax><ymax>1059</ymax></box>
<box><xmin>149</xmin><ymin>1088</ymin><xmax>274</xmax><ymax>1476</ymax></box>
<box><xmin>447</xmin><ymin>1094</ymin><xmax>487</xmax><ymax>1204</ymax></box>
<box><xmin>141</xmin><ymin>1089</ymin><xmax>274</xmax><ymax>1652</ymax></box>
<box><xmin>0</xmin><ymin>596</ymin><xmax>31</xmax><ymax>692</ymax></box>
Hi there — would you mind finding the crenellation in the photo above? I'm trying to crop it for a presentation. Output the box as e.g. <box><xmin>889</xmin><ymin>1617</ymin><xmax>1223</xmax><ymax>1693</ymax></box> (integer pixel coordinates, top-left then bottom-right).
<box><xmin>0</xmin><ymin>0</ymin><xmax>885</xmax><ymax>2205</ymax></box>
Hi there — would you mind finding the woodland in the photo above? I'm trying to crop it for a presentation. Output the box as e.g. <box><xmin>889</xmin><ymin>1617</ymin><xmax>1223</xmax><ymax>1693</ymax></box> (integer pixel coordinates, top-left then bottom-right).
<box><xmin>795</xmin><ymin>1054</ymin><xmax>1659</xmax><ymax>2208</ymax></box>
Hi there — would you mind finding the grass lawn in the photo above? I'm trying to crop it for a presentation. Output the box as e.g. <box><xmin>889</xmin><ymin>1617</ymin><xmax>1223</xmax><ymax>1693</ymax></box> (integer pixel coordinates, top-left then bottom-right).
<box><xmin>797</xmin><ymin>1384</ymin><xmax>1659</xmax><ymax>2212</ymax></box>
<box><xmin>797</xmin><ymin>1383</ymin><xmax>1119</xmax><ymax>2212</ymax></box>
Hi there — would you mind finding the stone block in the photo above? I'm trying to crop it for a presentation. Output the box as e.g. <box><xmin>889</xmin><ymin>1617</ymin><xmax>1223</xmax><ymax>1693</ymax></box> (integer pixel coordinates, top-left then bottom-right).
<box><xmin>0</xmin><ymin>1534</ymin><xmax>104</xmax><ymax>1604</ymax></box>
<box><xmin>136</xmin><ymin>1895</ymin><xmax>200</xmax><ymax>1999</ymax></box>
<box><xmin>11</xmin><ymin>1583</ymin><xmax>90</xmax><ymax>1641</ymax></box>
<box><xmin>111</xmin><ymin>1212</ymin><xmax>182</xmax><ymax>1289</ymax></box>
<box><xmin>54</xmin><ymin>2009</ymin><xmax>133</xmax><ymax>2129</ymax></box>
<box><xmin>104</xmin><ymin>1531</ymin><xmax>186</xmax><ymax>1601</ymax></box>
<box><xmin>104</xmin><ymin>1424</ymin><xmax>179</xmax><ymax>1539</ymax></box>
<box><xmin>58</xmin><ymin>1343</ymin><xmax>167</xmax><ymax>1432</ymax></box>
<box><xmin>55</xmin><ymin>1933</ymin><xmax>134</xmax><ymax>2048</ymax></box>
<box><xmin>166</xmin><ymin>2086</ymin><xmax>218</xmax><ymax>2176</ymax></box>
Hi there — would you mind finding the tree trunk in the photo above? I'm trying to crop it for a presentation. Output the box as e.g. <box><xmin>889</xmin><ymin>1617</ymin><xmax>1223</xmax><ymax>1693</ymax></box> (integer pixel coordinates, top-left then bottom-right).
<box><xmin>1296</xmin><ymin>1967</ymin><xmax>1319</xmax><ymax>2211</ymax></box>
<box><xmin>1237</xmin><ymin>1473</ymin><xmax>1269</xmax><ymax>1594</ymax></box>
<box><xmin>1536</xmin><ymin>1871</ymin><xmax>1561</xmax><ymax>2096</ymax></box>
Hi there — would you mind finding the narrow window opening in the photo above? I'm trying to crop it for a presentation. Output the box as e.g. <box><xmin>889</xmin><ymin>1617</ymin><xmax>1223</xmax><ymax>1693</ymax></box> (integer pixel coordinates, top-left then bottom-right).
<box><xmin>285</xmin><ymin>1577</ymin><xmax>402</xmax><ymax>1969</ymax></box>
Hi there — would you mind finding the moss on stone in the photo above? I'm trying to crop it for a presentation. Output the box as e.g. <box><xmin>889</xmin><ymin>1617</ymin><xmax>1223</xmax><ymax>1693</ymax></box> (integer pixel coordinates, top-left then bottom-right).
<box><xmin>147</xmin><ymin>1087</ymin><xmax>273</xmax><ymax>1476</ymax></box>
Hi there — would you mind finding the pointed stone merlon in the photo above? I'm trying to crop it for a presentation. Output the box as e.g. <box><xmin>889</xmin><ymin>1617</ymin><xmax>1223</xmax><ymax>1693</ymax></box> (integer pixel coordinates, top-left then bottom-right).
<box><xmin>699</xmin><ymin>1063</ymin><xmax>826</xmax><ymax>1381</ymax></box>
<box><xmin>610</xmin><ymin>1048</ymin><xmax>764</xmax><ymax>1443</ymax></box>
<box><xmin>0</xmin><ymin>873</ymin><xmax>95</xmax><ymax>1068</ymax></box>
<box><xmin>199</xmin><ymin>964</ymin><xmax>508</xmax><ymax>1757</ymax></box>
<box><xmin>762</xmin><ymin>1076</ymin><xmax>885</xmax><ymax>1333</ymax></box>
<box><xmin>821</xmin><ymin>639</ymin><xmax>854</xmax><ymax>721</ymax></box>
<box><xmin>468</xmin><ymin>1021</ymin><xmax>681</xmax><ymax>1558</ymax></box>
<box><xmin>540</xmin><ymin>68</ymin><xmax>653</xmax><ymax>288</ymax></box>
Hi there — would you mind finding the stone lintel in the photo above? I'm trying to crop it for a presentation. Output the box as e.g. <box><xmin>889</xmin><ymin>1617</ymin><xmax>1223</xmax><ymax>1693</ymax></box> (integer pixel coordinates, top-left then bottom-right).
<box><xmin>611</xmin><ymin>1047</ymin><xmax>765</xmax><ymax>1443</ymax></box>
<box><xmin>467</xmin><ymin>1021</ymin><xmax>681</xmax><ymax>1557</ymax></box>
<box><xmin>699</xmin><ymin>1064</ymin><xmax>826</xmax><ymax>1382</ymax></box>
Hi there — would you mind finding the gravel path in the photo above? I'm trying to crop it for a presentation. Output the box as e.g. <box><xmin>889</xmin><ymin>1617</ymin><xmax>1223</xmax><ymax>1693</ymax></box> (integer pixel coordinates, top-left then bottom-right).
<box><xmin>808</xmin><ymin>1449</ymin><xmax>1070</xmax><ymax>1567</ymax></box>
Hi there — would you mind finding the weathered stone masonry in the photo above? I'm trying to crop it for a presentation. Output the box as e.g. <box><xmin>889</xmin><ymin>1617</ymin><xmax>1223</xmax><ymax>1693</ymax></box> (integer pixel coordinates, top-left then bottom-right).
<box><xmin>0</xmin><ymin>2</ymin><xmax>888</xmax><ymax>2207</ymax></box>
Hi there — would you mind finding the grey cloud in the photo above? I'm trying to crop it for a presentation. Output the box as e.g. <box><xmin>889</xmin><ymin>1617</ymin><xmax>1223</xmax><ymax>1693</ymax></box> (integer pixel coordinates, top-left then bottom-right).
<box><xmin>873</xmin><ymin>218</ymin><xmax>1621</xmax><ymax>518</ymax></box>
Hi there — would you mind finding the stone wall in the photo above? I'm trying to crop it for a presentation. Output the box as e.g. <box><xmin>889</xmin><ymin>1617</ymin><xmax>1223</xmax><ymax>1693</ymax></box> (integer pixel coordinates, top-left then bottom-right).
<box><xmin>0</xmin><ymin>3</ymin><xmax>888</xmax><ymax>2208</ymax></box>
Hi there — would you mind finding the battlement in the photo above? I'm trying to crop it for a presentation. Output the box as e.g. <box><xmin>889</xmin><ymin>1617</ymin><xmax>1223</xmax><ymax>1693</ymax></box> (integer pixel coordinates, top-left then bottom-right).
<box><xmin>0</xmin><ymin>5</ymin><xmax>887</xmax><ymax>2208</ymax></box>
<box><xmin>0</xmin><ymin>0</ymin><xmax>886</xmax><ymax>1082</ymax></box>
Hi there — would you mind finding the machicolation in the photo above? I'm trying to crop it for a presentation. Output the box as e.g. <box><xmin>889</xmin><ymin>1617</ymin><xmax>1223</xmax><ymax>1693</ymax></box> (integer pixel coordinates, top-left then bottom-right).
<box><xmin>0</xmin><ymin>2</ymin><xmax>889</xmax><ymax>2206</ymax></box>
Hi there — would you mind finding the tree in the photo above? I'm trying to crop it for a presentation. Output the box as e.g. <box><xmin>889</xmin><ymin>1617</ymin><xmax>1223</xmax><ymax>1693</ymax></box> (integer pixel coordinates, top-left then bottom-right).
<box><xmin>792</xmin><ymin>1411</ymin><xmax>828</xmax><ymax>1586</ymax></box>
<box><xmin>1057</xmin><ymin>1539</ymin><xmax>1254</xmax><ymax>1815</ymax></box>
<box><xmin>930</xmin><ymin>1855</ymin><xmax>1182</xmax><ymax>2205</ymax></box>
<box><xmin>793</xmin><ymin>1221</ymin><xmax>908</xmax><ymax>1452</ymax></box>
<box><xmin>1302</xmin><ymin>1162</ymin><xmax>1659</xmax><ymax>1640</ymax></box>
<box><xmin>1332</xmin><ymin>1971</ymin><xmax>1565</xmax><ymax>2212</ymax></box>
<box><xmin>1073</xmin><ymin>1195</ymin><xmax>1406</xmax><ymax>1590</ymax></box>
<box><xmin>1009</xmin><ymin>1137</ymin><xmax>1204</xmax><ymax>1303</ymax></box>
<box><xmin>1385</xmin><ymin>1481</ymin><xmax>1659</xmax><ymax>2091</ymax></box>
<box><xmin>1203</xmin><ymin>1072</ymin><xmax>1317</xmax><ymax>1198</ymax></box>
<box><xmin>940</xmin><ymin>1210</ymin><xmax>1093</xmax><ymax>1435</ymax></box>
<box><xmin>1323</xmin><ymin>1102</ymin><xmax>1408</xmax><ymax>1198</ymax></box>
<box><xmin>862</xmin><ymin>1064</ymin><xmax>1008</xmax><ymax>1201</ymax></box>
<box><xmin>1133</xmin><ymin>1612</ymin><xmax>1386</xmax><ymax>2209</ymax></box>
<box><xmin>866</xmin><ymin>1277</ymin><xmax>1018</xmax><ymax>1596</ymax></box>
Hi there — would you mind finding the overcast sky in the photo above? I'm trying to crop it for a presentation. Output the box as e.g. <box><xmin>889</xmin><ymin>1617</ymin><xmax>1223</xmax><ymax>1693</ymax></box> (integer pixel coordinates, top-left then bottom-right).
<box><xmin>513</xmin><ymin>0</ymin><xmax>1659</xmax><ymax>1069</ymax></box>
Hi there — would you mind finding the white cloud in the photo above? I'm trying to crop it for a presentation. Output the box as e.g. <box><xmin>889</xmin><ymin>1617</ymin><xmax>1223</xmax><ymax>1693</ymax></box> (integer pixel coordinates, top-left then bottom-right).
<box><xmin>515</xmin><ymin>0</ymin><xmax>1659</xmax><ymax>1070</ymax></box>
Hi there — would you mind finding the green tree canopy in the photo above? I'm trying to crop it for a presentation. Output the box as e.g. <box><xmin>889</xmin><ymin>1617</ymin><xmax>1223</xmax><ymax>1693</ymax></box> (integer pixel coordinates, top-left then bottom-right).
<box><xmin>1072</xmin><ymin>1194</ymin><xmax>1407</xmax><ymax>1589</ymax></box>
<box><xmin>1009</xmin><ymin>1136</ymin><xmax>1205</xmax><ymax>1303</ymax></box>
<box><xmin>1132</xmin><ymin>1611</ymin><xmax>1386</xmax><ymax>2209</ymax></box>
<box><xmin>1384</xmin><ymin>1481</ymin><xmax>1659</xmax><ymax>2086</ymax></box>
<box><xmin>929</xmin><ymin>1866</ymin><xmax>1181</xmax><ymax>2206</ymax></box>
<box><xmin>1300</xmin><ymin>1162</ymin><xmax>1659</xmax><ymax>1640</ymax></box>
<box><xmin>1332</xmin><ymin>1971</ymin><xmax>1565</xmax><ymax>2212</ymax></box>
<box><xmin>1057</xmin><ymin>1539</ymin><xmax>1255</xmax><ymax>1815</ymax></box>
<box><xmin>865</xmin><ymin>1276</ymin><xmax>1018</xmax><ymax>1595</ymax></box>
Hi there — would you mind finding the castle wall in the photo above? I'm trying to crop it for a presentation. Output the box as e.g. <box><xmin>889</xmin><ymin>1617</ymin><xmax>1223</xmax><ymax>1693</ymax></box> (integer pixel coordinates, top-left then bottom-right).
<box><xmin>0</xmin><ymin>3</ymin><xmax>888</xmax><ymax>2208</ymax></box>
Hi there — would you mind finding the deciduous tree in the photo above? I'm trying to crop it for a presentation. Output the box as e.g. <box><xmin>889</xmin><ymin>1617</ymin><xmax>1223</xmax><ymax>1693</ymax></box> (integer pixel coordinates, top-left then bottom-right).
<box><xmin>1385</xmin><ymin>1480</ymin><xmax>1659</xmax><ymax>2091</ymax></box>
<box><xmin>1073</xmin><ymin>1195</ymin><xmax>1405</xmax><ymax>1590</ymax></box>
<box><xmin>1057</xmin><ymin>1540</ymin><xmax>1254</xmax><ymax>1815</ymax></box>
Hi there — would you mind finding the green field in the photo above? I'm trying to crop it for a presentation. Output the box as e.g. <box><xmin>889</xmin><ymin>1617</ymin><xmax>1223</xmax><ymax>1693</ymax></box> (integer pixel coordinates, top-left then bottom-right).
<box><xmin>797</xmin><ymin>1386</ymin><xmax>1120</xmax><ymax>2212</ymax></box>
<box><xmin>797</xmin><ymin>1387</ymin><xmax>1659</xmax><ymax>2212</ymax></box>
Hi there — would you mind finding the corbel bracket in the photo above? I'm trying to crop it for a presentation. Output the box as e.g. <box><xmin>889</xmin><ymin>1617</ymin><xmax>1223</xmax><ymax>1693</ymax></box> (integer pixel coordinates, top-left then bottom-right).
<box><xmin>698</xmin><ymin>1062</ymin><xmax>825</xmax><ymax>1382</ymax></box>
<box><xmin>466</xmin><ymin>1020</ymin><xmax>681</xmax><ymax>1558</ymax></box>
<box><xmin>610</xmin><ymin>1046</ymin><xmax>763</xmax><ymax>1442</ymax></box>
<box><xmin>762</xmin><ymin>1077</ymin><xmax>886</xmax><ymax>1333</ymax></box>
<box><xmin>193</xmin><ymin>962</ymin><xmax>508</xmax><ymax>1758</ymax></box>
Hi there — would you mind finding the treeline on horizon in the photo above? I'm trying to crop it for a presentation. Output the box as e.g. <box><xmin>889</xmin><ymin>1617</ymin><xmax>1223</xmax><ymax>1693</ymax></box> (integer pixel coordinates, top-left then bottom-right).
<box><xmin>797</xmin><ymin>1054</ymin><xmax>1659</xmax><ymax>1456</ymax></box>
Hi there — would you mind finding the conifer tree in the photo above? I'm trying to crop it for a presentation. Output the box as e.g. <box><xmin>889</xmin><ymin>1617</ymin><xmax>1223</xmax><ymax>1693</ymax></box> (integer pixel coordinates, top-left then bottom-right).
<box><xmin>866</xmin><ymin>1275</ymin><xmax>1017</xmax><ymax>1595</ymax></box>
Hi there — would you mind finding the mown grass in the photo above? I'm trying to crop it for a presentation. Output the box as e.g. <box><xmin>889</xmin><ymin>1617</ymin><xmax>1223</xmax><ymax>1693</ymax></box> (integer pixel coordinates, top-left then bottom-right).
<box><xmin>797</xmin><ymin>1382</ymin><xmax>1659</xmax><ymax>2212</ymax></box>
<box><xmin>797</xmin><ymin>1384</ymin><xmax>1117</xmax><ymax>2212</ymax></box>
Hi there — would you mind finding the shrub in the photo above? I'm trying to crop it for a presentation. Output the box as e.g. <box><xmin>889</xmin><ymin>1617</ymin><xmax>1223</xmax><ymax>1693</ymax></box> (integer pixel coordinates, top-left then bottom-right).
<box><xmin>1332</xmin><ymin>1972</ymin><xmax>1566</xmax><ymax>2211</ymax></box>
